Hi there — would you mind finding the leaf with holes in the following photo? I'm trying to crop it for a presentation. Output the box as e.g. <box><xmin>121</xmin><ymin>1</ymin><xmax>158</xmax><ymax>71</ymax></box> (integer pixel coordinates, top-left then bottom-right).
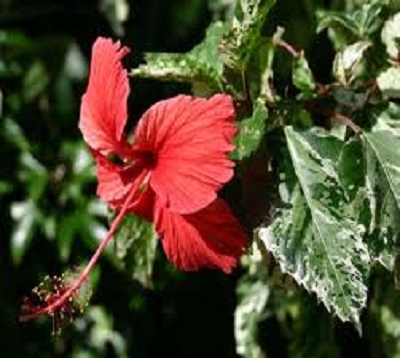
<box><xmin>258</xmin><ymin>127</ymin><xmax>370</xmax><ymax>330</ymax></box>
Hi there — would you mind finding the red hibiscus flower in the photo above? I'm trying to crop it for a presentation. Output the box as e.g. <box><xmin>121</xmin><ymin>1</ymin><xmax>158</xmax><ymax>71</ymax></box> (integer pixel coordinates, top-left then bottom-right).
<box><xmin>19</xmin><ymin>37</ymin><xmax>247</xmax><ymax>327</ymax></box>
<box><xmin>80</xmin><ymin>37</ymin><xmax>247</xmax><ymax>272</ymax></box>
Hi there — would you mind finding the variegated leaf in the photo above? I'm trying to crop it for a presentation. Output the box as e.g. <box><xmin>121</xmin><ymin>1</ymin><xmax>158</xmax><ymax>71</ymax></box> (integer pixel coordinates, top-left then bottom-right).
<box><xmin>258</xmin><ymin>127</ymin><xmax>370</xmax><ymax>330</ymax></box>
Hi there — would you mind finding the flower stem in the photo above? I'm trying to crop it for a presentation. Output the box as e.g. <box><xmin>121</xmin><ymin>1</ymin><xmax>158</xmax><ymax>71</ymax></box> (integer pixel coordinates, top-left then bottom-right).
<box><xmin>19</xmin><ymin>187</ymin><xmax>137</xmax><ymax>322</ymax></box>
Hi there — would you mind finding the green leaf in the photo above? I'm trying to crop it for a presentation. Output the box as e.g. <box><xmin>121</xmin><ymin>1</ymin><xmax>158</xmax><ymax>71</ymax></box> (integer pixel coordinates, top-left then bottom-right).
<box><xmin>23</xmin><ymin>60</ymin><xmax>50</xmax><ymax>101</ymax></box>
<box><xmin>258</xmin><ymin>127</ymin><xmax>370</xmax><ymax>330</ymax></box>
<box><xmin>114</xmin><ymin>214</ymin><xmax>157</xmax><ymax>288</ymax></box>
<box><xmin>131</xmin><ymin>22</ymin><xmax>225</xmax><ymax>91</ymax></box>
<box><xmin>337</xmin><ymin>138</ymin><xmax>372</xmax><ymax>238</ymax></box>
<box><xmin>231</xmin><ymin>100</ymin><xmax>268</xmax><ymax>160</ymax></box>
<box><xmin>317</xmin><ymin>1</ymin><xmax>384</xmax><ymax>40</ymax></box>
<box><xmin>257</xmin><ymin>40</ymin><xmax>275</xmax><ymax>102</ymax></box>
<box><xmin>368</xmin><ymin>273</ymin><xmax>400</xmax><ymax>358</ymax></box>
<box><xmin>363</xmin><ymin>130</ymin><xmax>400</xmax><ymax>268</ymax></box>
<box><xmin>377</xmin><ymin>67</ymin><xmax>400</xmax><ymax>99</ymax></box>
<box><xmin>338</xmin><ymin>138</ymin><xmax>365</xmax><ymax>201</ymax></box>
<box><xmin>289</xmin><ymin>295</ymin><xmax>340</xmax><ymax>358</ymax></box>
<box><xmin>19</xmin><ymin>152</ymin><xmax>48</xmax><ymax>201</ymax></box>
<box><xmin>0</xmin><ymin>181</ymin><xmax>12</xmax><ymax>196</ymax></box>
<box><xmin>57</xmin><ymin>213</ymin><xmax>82</xmax><ymax>261</ymax></box>
<box><xmin>292</xmin><ymin>52</ymin><xmax>316</xmax><ymax>98</ymax></box>
<box><xmin>218</xmin><ymin>0</ymin><xmax>276</xmax><ymax>71</ymax></box>
<box><xmin>3</xmin><ymin>117</ymin><xmax>30</xmax><ymax>152</ymax></box>
<box><xmin>0</xmin><ymin>30</ymin><xmax>31</xmax><ymax>47</ymax></box>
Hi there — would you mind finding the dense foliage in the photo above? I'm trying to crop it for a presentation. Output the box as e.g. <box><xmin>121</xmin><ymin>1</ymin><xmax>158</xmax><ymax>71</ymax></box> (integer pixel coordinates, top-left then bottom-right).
<box><xmin>3</xmin><ymin>0</ymin><xmax>400</xmax><ymax>357</ymax></box>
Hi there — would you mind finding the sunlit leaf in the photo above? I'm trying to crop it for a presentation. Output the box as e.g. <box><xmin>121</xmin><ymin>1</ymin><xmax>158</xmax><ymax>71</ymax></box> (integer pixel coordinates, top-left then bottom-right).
<box><xmin>259</xmin><ymin>127</ymin><xmax>370</xmax><ymax>330</ymax></box>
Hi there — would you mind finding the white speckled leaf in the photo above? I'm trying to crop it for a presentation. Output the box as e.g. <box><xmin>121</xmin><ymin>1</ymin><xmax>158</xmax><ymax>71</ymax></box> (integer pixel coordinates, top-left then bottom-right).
<box><xmin>363</xmin><ymin>130</ymin><xmax>400</xmax><ymax>269</ymax></box>
<box><xmin>219</xmin><ymin>0</ymin><xmax>276</xmax><ymax>70</ymax></box>
<box><xmin>258</xmin><ymin>127</ymin><xmax>370</xmax><ymax>330</ymax></box>
<box><xmin>365</xmin><ymin>132</ymin><xmax>400</xmax><ymax>207</ymax></box>
<box><xmin>131</xmin><ymin>22</ymin><xmax>225</xmax><ymax>90</ymax></box>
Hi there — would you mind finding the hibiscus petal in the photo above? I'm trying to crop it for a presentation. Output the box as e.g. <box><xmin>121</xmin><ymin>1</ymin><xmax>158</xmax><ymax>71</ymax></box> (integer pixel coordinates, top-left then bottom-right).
<box><xmin>135</xmin><ymin>94</ymin><xmax>237</xmax><ymax>214</ymax></box>
<box><xmin>95</xmin><ymin>154</ymin><xmax>133</xmax><ymax>205</ymax></box>
<box><xmin>95</xmin><ymin>153</ymin><xmax>152</xmax><ymax>217</ymax></box>
<box><xmin>129</xmin><ymin>185</ymin><xmax>155</xmax><ymax>222</ymax></box>
<box><xmin>154</xmin><ymin>198</ymin><xmax>248</xmax><ymax>273</ymax></box>
<box><xmin>79</xmin><ymin>37</ymin><xmax>130</xmax><ymax>155</ymax></box>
